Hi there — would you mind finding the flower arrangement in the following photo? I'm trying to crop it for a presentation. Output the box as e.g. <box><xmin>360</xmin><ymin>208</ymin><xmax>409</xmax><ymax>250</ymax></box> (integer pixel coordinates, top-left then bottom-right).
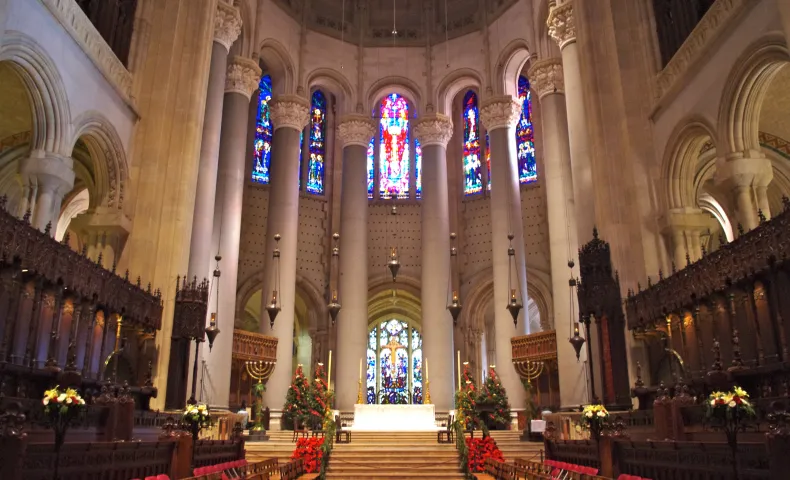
<box><xmin>183</xmin><ymin>403</ymin><xmax>212</xmax><ymax>430</ymax></box>
<box><xmin>43</xmin><ymin>386</ymin><xmax>86</xmax><ymax>480</ymax></box>
<box><xmin>580</xmin><ymin>404</ymin><xmax>609</xmax><ymax>439</ymax></box>
<box><xmin>706</xmin><ymin>386</ymin><xmax>756</xmax><ymax>421</ymax></box>
<box><xmin>292</xmin><ymin>436</ymin><xmax>325</xmax><ymax>473</ymax></box>
<box><xmin>465</xmin><ymin>436</ymin><xmax>504</xmax><ymax>472</ymax></box>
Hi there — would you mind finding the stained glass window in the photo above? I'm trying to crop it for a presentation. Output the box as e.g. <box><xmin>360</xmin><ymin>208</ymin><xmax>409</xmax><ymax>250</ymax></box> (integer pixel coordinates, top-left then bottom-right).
<box><xmin>378</xmin><ymin>93</ymin><xmax>410</xmax><ymax>199</ymax></box>
<box><xmin>306</xmin><ymin>90</ymin><xmax>326</xmax><ymax>194</ymax></box>
<box><xmin>463</xmin><ymin>91</ymin><xmax>483</xmax><ymax>195</ymax></box>
<box><xmin>367</xmin><ymin>138</ymin><xmax>375</xmax><ymax>199</ymax></box>
<box><xmin>298</xmin><ymin>130</ymin><xmax>304</xmax><ymax>188</ymax></box>
<box><xmin>516</xmin><ymin>76</ymin><xmax>538</xmax><ymax>184</ymax></box>
<box><xmin>366</xmin><ymin>319</ymin><xmax>423</xmax><ymax>404</ymax></box>
<box><xmin>415</xmin><ymin>140</ymin><xmax>422</xmax><ymax>199</ymax></box>
<box><xmin>252</xmin><ymin>75</ymin><xmax>273</xmax><ymax>184</ymax></box>
<box><xmin>486</xmin><ymin>132</ymin><xmax>491</xmax><ymax>191</ymax></box>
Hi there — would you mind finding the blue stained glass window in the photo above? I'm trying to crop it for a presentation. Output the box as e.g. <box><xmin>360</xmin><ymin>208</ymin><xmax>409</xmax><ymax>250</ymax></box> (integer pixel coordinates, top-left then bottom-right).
<box><xmin>516</xmin><ymin>76</ymin><xmax>538</xmax><ymax>184</ymax></box>
<box><xmin>367</xmin><ymin>319</ymin><xmax>423</xmax><ymax>404</ymax></box>
<box><xmin>306</xmin><ymin>90</ymin><xmax>326</xmax><ymax>194</ymax></box>
<box><xmin>463</xmin><ymin>91</ymin><xmax>483</xmax><ymax>195</ymax></box>
<box><xmin>252</xmin><ymin>75</ymin><xmax>273</xmax><ymax>184</ymax></box>
<box><xmin>415</xmin><ymin>140</ymin><xmax>422</xmax><ymax>199</ymax></box>
<box><xmin>379</xmin><ymin>94</ymin><xmax>410</xmax><ymax>199</ymax></box>
<box><xmin>298</xmin><ymin>130</ymin><xmax>304</xmax><ymax>188</ymax></box>
<box><xmin>367</xmin><ymin>138</ymin><xmax>375</xmax><ymax>199</ymax></box>
<box><xmin>486</xmin><ymin>132</ymin><xmax>491</xmax><ymax>191</ymax></box>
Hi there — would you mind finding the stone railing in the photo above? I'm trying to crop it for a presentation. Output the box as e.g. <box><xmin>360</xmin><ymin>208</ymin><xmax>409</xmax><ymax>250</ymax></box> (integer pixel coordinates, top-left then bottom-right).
<box><xmin>511</xmin><ymin>330</ymin><xmax>558</xmax><ymax>362</ymax></box>
<box><xmin>232</xmin><ymin>329</ymin><xmax>278</xmax><ymax>362</ymax></box>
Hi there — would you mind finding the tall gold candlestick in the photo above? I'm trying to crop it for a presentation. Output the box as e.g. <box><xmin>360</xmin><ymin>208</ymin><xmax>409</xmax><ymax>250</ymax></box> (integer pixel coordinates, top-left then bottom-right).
<box><xmin>327</xmin><ymin>350</ymin><xmax>332</xmax><ymax>391</ymax></box>
<box><xmin>457</xmin><ymin>350</ymin><xmax>461</xmax><ymax>390</ymax></box>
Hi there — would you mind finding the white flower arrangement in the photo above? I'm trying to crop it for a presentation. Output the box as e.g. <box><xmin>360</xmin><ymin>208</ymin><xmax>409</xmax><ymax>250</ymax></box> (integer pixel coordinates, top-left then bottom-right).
<box><xmin>183</xmin><ymin>402</ymin><xmax>211</xmax><ymax>428</ymax></box>
<box><xmin>43</xmin><ymin>386</ymin><xmax>85</xmax><ymax>413</ymax></box>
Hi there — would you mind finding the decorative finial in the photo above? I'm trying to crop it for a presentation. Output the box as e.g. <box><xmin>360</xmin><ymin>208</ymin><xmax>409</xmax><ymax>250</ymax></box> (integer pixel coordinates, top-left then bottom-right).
<box><xmin>592</xmin><ymin>226</ymin><xmax>599</xmax><ymax>239</ymax></box>
<box><xmin>658</xmin><ymin>269</ymin><xmax>664</xmax><ymax>281</ymax></box>
<box><xmin>671</xmin><ymin>260</ymin><xmax>676</xmax><ymax>274</ymax></box>
<box><xmin>62</xmin><ymin>232</ymin><xmax>70</xmax><ymax>245</ymax></box>
<box><xmin>783</xmin><ymin>196</ymin><xmax>790</xmax><ymax>211</ymax></box>
<box><xmin>22</xmin><ymin>209</ymin><xmax>31</xmax><ymax>223</ymax></box>
<box><xmin>124</xmin><ymin>270</ymin><xmax>129</xmax><ymax>281</ymax></box>
<box><xmin>758</xmin><ymin>209</ymin><xmax>766</xmax><ymax>224</ymax></box>
<box><xmin>686</xmin><ymin>252</ymin><xmax>691</xmax><ymax>266</ymax></box>
<box><xmin>647</xmin><ymin>276</ymin><xmax>652</xmax><ymax>288</ymax></box>
<box><xmin>96</xmin><ymin>252</ymin><xmax>103</xmax><ymax>267</ymax></box>
<box><xmin>701</xmin><ymin>244</ymin><xmax>707</xmax><ymax>257</ymax></box>
<box><xmin>737</xmin><ymin>223</ymin><xmax>744</xmax><ymax>236</ymax></box>
<box><xmin>44</xmin><ymin>221</ymin><xmax>52</xmax><ymax>235</ymax></box>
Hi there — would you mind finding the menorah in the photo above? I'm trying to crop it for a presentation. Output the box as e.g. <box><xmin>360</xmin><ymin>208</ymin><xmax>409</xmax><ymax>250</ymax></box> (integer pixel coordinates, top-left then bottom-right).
<box><xmin>513</xmin><ymin>359</ymin><xmax>544</xmax><ymax>440</ymax></box>
<box><xmin>245</xmin><ymin>360</ymin><xmax>276</xmax><ymax>438</ymax></box>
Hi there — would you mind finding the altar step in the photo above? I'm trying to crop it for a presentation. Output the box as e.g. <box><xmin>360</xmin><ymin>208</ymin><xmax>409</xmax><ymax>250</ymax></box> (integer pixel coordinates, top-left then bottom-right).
<box><xmin>325</xmin><ymin>431</ymin><xmax>465</xmax><ymax>479</ymax></box>
<box><xmin>486</xmin><ymin>431</ymin><xmax>545</xmax><ymax>462</ymax></box>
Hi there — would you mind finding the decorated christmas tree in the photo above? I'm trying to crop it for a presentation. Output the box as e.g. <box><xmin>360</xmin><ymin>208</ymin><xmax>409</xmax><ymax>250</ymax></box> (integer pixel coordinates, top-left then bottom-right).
<box><xmin>454</xmin><ymin>362</ymin><xmax>483</xmax><ymax>431</ymax></box>
<box><xmin>309</xmin><ymin>363</ymin><xmax>334</xmax><ymax>429</ymax></box>
<box><xmin>282</xmin><ymin>364</ymin><xmax>311</xmax><ymax>430</ymax></box>
<box><xmin>479</xmin><ymin>367</ymin><xmax>512</xmax><ymax>430</ymax></box>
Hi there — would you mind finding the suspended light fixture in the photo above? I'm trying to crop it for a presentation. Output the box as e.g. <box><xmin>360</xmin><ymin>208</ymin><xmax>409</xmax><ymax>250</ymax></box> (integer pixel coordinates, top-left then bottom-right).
<box><xmin>328</xmin><ymin>233</ymin><xmax>341</xmax><ymax>325</ymax></box>
<box><xmin>205</xmin><ymin>252</ymin><xmax>222</xmax><ymax>351</ymax></box>
<box><xmin>447</xmin><ymin>232</ymin><xmax>462</xmax><ymax>325</ymax></box>
<box><xmin>506</xmin><ymin>233</ymin><xmax>523</xmax><ymax>326</ymax></box>
<box><xmin>266</xmin><ymin>234</ymin><xmax>282</xmax><ymax>327</ymax></box>
<box><xmin>567</xmin><ymin>260</ymin><xmax>585</xmax><ymax>361</ymax></box>
<box><xmin>387</xmin><ymin>205</ymin><xmax>401</xmax><ymax>281</ymax></box>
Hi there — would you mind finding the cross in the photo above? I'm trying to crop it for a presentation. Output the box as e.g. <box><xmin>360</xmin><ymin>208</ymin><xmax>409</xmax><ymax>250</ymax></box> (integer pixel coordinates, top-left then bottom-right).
<box><xmin>383</xmin><ymin>336</ymin><xmax>406</xmax><ymax>369</ymax></box>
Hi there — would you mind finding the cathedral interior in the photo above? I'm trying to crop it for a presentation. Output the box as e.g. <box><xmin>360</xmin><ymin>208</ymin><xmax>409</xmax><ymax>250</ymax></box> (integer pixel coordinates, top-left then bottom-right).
<box><xmin>1</xmin><ymin>0</ymin><xmax>790</xmax><ymax>479</ymax></box>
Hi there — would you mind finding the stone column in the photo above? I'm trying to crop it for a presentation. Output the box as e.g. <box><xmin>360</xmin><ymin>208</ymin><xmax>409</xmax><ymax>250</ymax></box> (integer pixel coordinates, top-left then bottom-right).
<box><xmin>414</xmin><ymin>114</ymin><xmax>455</xmax><ymax>411</ymax></box>
<box><xmin>68</xmin><ymin>208</ymin><xmax>132</xmax><ymax>266</ymax></box>
<box><xmin>548</xmin><ymin>1</ymin><xmax>596</xmax><ymax>243</ymax></box>
<box><xmin>259</xmin><ymin>95</ymin><xmax>310</xmax><ymax>419</ymax></box>
<box><xmin>529</xmin><ymin>58</ymin><xmax>586</xmax><ymax>408</ymax></box>
<box><xmin>18</xmin><ymin>151</ymin><xmax>75</xmax><ymax>234</ymax></box>
<box><xmin>202</xmin><ymin>56</ymin><xmax>260</xmax><ymax>409</ymax></box>
<box><xmin>480</xmin><ymin>96</ymin><xmax>528</xmax><ymax>411</ymax></box>
<box><xmin>333</xmin><ymin>114</ymin><xmax>376</xmax><ymax>411</ymax></box>
<box><xmin>187</xmin><ymin>1</ymin><xmax>241</xmax><ymax>279</ymax></box>
<box><xmin>715</xmin><ymin>154</ymin><xmax>773</xmax><ymax>231</ymax></box>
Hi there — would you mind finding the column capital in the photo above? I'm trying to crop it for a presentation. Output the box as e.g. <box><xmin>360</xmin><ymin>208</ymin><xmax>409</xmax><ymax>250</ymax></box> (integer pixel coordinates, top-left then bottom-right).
<box><xmin>480</xmin><ymin>95</ymin><xmax>521</xmax><ymax>132</ymax></box>
<box><xmin>18</xmin><ymin>150</ymin><xmax>75</xmax><ymax>194</ymax></box>
<box><xmin>214</xmin><ymin>1</ymin><xmax>242</xmax><ymax>52</ymax></box>
<box><xmin>714</xmin><ymin>153</ymin><xmax>773</xmax><ymax>190</ymax></box>
<box><xmin>225</xmin><ymin>56</ymin><xmax>262</xmax><ymax>99</ymax></box>
<box><xmin>337</xmin><ymin>114</ymin><xmax>376</xmax><ymax>147</ymax></box>
<box><xmin>269</xmin><ymin>95</ymin><xmax>310</xmax><ymax>131</ymax></box>
<box><xmin>528</xmin><ymin>58</ymin><xmax>564</xmax><ymax>99</ymax></box>
<box><xmin>659</xmin><ymin>207</ymin><xmax>717</xmax><ymax>234</ymax></box>
<box><xmin>414</xmin><ymin>114</ymin><xmax>453</xmax><ymax>147</ymax></box>
<box><xmin>68</xmin><ymin>207</ymin><xmax>133</xmax><ymax>237</ymax></box>
<box><xmin>547</xmin><ymin>1</ymin><xmax>576</xmax><ymax>49</ymax></box>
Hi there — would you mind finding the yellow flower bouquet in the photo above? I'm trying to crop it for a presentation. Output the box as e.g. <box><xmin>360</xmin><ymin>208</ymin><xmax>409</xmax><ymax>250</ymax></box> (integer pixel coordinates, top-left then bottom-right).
<box><xmin>580</xmin><ymin>404</ymin><xmax>609</xmax><ymax>440</ymax></box>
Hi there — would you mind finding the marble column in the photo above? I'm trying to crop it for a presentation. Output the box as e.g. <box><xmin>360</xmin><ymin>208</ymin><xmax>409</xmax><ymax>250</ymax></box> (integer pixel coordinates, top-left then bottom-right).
<box><xmin>548</xmin><ymin>1</ymin><xmax>596</xmax><ymax>243</ymax></box>
<box><xmin>480</xmin><ymin>96</ymin><xmax>528</xmax><ymax>411</ymax></box>
<box><xmin>715</xmin><ymin>154</ymin><xmax>773</xmax><ymax>231</ymax></box>
<box><xmin>18</xmin><ymin>151</ymin><xmax>75</xmax><ymax>234</ymax></box>
<box><xmin>333</xmin><ymin>114</ymin><xmax>376</xmax><ymax>411</ymax></box>
<box><xmin>259</xmin><ymin>95</ymin><xmax>310</xmax><ymax>418</ymax></box>
<box><xmin>202</xmin><ymin>56</ymin><xmax>261</xmax><ymax>409</ymax></box>
<box><xmin>529</xmin><ymin>59</ymin><xmax>585</xmax><ymax>408</ymax></box>
<box><xmin>187</xmin><ymin>1</ymin><xmax>241</xmax><ymax>279</ymax></box>
<box><xmin>414</xmin><ymin>114</ymin><xmax>455</xmax><ymax>411</ymax></box>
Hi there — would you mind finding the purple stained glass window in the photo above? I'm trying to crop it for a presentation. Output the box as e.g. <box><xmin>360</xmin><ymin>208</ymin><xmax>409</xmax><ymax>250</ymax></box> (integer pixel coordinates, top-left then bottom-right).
<box><xmin>463</xmin><ymin>91</ymin><xmax>483</xmax><ymax>195</ymax></box>
<box><xmin>378</xmin><ymin>93</ymin><xmax>410</xmax><ymax>199</ymax></box>
<box><xmin>367</xmin><ymin>137</ymin><xmax>375</xmax><ymax>199</ymax></box>
<box><xmin>415</xmin><ymin>139</ymin><xmax>422</xmax><ymax>199</ymax></box>
<box><xmin>252</xmin><ymin>75</ymin><xmax>273</xmax><ymax>184</ymax></box>
<box><xmin>306</xmin><ymin>90</ymin><xmax>326</xmax><ymax>194</ymax></box>
<box><xmin>516</xmin><ymin>76</ymin><xmax>538</xmax><ymax>184</ymax></box>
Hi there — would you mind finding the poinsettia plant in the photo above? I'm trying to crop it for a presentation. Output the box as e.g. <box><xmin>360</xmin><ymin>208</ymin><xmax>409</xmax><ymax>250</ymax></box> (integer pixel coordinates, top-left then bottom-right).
<box><xmin>465</xmin><ymin>436</ymin><xmax>504</xmax><ymax>472</ymax></box>
<box><xmin>292</xmin><ymin>436</ymin><xmax>325</xmax><ymax>473</ymax></box>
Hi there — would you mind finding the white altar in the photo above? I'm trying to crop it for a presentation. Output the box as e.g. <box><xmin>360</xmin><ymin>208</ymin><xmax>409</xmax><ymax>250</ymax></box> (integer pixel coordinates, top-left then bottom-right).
<box><xmin>350</xmin><ymin>404</ymin><xmax>439</xmax><ymax>431</ymax></box>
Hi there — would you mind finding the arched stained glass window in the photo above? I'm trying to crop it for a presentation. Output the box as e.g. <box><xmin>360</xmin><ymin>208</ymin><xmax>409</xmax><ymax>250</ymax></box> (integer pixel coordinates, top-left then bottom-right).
<box><xmin>516</xmin><ymin>76</ymin><xmax>538</xmax><ymax>184</ymax></box>
<box><xmin>306</xmin><ymin>90</ymin><xmax>326</xmax><ymax>194</ymax></box>
<box><xmin>415</xmin><ymin>140</ymin><xmax>422</xmax><ymax>199</ymax></box>
<box><xmin>252</xmin><ymin>75</ymin><xmax>273</xmax><ymax>183</ymax></box>
<box><xmin>378</xmin><ymin>94</ymin><xmax>410</xmax><ymax>199</ymax></box>
<box><xmin>486</xmin><ymin>132</ymin><xmax>491</xmax><ymax>191</ymax></box>
<box><xmin>366</xmin><ymin>138</ymin><xmax>375</xmax><ymax>199</ymax></box>
<box><xmin>366</xmin><ymin>319</ymin><xmax>423</xmax><ymax>404</ymax></box>
<box><xmin>463</xmin><ymin>91</ymin><xmax>483</xmax><ymax>195</ymax></box>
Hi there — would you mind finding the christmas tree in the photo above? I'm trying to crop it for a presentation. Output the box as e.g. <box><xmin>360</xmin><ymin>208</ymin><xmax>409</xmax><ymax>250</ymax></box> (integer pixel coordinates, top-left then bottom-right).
<box><xmin>454</xmin><ymin>362</ymin><xmax>483</xmax><ymax>431</ymax></box>
<box><xmin>309</xmin><ymin>363</ymin><xmax>334</xmax><ymax>429</ymax></box>
<box><xmin>479</xmin><ymin>367</ymin><xmax>512</xmax><ymax>430</ymax></box>
<box><xmin>283</xmin><ymin>364</ymin><xmax>312</xmax><ymax>430</ymax></box>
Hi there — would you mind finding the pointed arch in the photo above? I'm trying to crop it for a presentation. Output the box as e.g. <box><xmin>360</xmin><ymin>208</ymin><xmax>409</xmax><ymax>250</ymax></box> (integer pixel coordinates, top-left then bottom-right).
<box><xmin>0</xmin><ymin>32</ymin><xmax>72</xmax><ymax>155</ymax></box>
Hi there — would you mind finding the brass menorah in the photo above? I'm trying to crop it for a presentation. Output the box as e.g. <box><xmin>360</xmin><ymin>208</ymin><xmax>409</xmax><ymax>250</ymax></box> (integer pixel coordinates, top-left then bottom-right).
<box><xmin>513</xmin><ymin>359</ymin><xmax>545</xmax><ymax>384</ymax></box>
<box><xmin>245</xmin><ymin>360</ymin><xmax>276</xmax><ymax>433</ymax></box>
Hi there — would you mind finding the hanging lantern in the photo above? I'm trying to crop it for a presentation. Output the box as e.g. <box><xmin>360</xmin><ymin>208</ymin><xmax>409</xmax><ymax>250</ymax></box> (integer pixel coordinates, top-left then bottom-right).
<box><xmin>388</xmin><ymin>246</ymin><xmax>400</xmax><ymax>281</ymax></box>
<box><xmin>327</xmin><ymin>233</ymin><xmax>341</xmax><ymax>325</ymax></box>
<box><xmin>448</xmin><ymin>290</ymin><xmax>462</xmax><ymax>325</ymax></box>
<box><xmin>328</xmin><ymin>290</ymin><xmax>341</xmax><ymax>326</ymax></box>
<box><xmin>506</xmin><ymin>288</ymin><xmax>523</xmax><ymax>325</ymax></box>
<box><xmin>506</xmin><ymin>233</ymin><xmax>523</xmax><ymax>326</ymax></box>
<box><xmin>569</xmin><ymin>325</ymin><xmax>585</xmax><ymax>361</ymax></box>
<box><xmin>205</xmin><ymin>313</ymin><xmax>220</xmax><ymax>351</ymax></box>
<box><xmin>268</xmin><ymin>234</ymin><xmax>282</xmax><ymax>328</ymax></box>
<box><xmin>446</xmin><ymin>233</ymin><xmax>463</xmax><ymax>325</ymax></box>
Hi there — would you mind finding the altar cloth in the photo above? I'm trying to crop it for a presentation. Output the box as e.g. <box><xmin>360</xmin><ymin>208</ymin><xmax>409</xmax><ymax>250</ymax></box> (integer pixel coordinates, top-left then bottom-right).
<box><xmin>349</xmin><ymin>404</ymin><xmax>440</xmax><ymax>431</ymax></box>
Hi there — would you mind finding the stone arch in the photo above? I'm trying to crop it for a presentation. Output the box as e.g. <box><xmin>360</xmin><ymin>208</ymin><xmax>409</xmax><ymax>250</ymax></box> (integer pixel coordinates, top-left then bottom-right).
<box><xmin>494</xmin><ymin>38</ymin><xmax>533</xmax><ymax>98</ymax></box>
<box><xmin>0</xmin><ymin>32</ymin><xmax>71</xmax><ymax>155</ymax></box>
<box><xmin>717</xmin><ymin>33</ymin><xmax>790</xmax><ymax>156</ymax></box>
<box><xmin>258</xmin><ymin>38</ymin><xmax>296</xmax><ymax>96</ymax></box>
<box><xmin>435</xmin><ymin>68</ymin><xmax>484</xmax><ymax>116</ymax></box>
<box><xmin>234</xmin><ymin>0</ymin><xmax>255</xmax><ymax>58</ymax></box>
<box><xmin>367</xmin><ymin>274</ymin><xmax>421</xmax><ymax>302</ymax></box>
<box><xmin>366</xmin><ymin>77</ymin><xmax>424</xmax><ymax>117</ymax></box>
<box><xmin>661</xmin><ymin>115</ymin><xmax>719</xmax><ymax>210</ymax></box>
<box><xmin>70</xmin><ymin>111</ymin><xmax>129</xmax><ymax>209</ymax></box>
<box><xmin>305</xmin><ymin>67</ymin><xmax>356</xmax><ymax>116</ymax></box>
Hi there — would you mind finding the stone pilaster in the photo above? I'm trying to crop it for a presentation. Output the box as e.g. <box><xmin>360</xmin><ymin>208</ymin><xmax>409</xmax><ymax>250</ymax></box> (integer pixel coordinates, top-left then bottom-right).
<box><xmin>200</xmin><ymin>56</ymin><xmax>260</xmax><ymax>409</ymax></box>
<box><xmin>259</xmin><ymin>95</ymin><xmax>310</xmax><ymax>421</ymax></box>
<box><xmin>334</xmin><ymin>114</ymin><xmax>376</xmax><ymax>411</ymax></box>
<box><xmin>548</xmin><ymin>0</ymin><xmax>596</xmax><ymax>244</ymax></box>
<box><xmin>479</xmin><ymin>95</ymin><xmax>528</xmax><ymax>411</ymax></box>
<box><xmin>414</xmin><ymin>113</ymin><xmax>455</xmax><ymax>411</ymax></box>
<box><xmin>18</xmin><ymin>151</ymin><xmax>75</xmax><ymax>234</ymax></box>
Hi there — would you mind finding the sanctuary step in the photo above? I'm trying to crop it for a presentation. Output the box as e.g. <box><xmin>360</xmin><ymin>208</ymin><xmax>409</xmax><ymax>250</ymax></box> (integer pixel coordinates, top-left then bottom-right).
<box><xmin>325</xmin><ymin>431</ymin><xmax>465</xmax><ymax>479</ymax></box>
<box><xmin>486</xmin><ymin>430</ymin><xmax>544</xmax><ymax>462</ymax></box>
<box><xmin>245</xmin><ymin>430</ymin><xmax>304</xmax><ymax>463</ymax></box>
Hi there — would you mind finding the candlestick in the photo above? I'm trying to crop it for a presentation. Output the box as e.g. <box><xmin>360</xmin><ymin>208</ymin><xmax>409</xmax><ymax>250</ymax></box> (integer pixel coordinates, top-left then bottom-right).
<box><xmin>425</xmin><ymin>358</ymin><xmax>429</xmax><ymax>381</ymax></box>
<box><xmin>457</xmin><ymin>350</ymin><xmax>461</xmax><ymax>391</ymax></box>
<box><xmin>359</xmin><ymin>357</ymin><xmax>362</xmax><ymax>381</ymax></box>
<box><xmin>328</xmin><ymin>350</ymin><xmax>332</xmax><ymax>391</ymax></box>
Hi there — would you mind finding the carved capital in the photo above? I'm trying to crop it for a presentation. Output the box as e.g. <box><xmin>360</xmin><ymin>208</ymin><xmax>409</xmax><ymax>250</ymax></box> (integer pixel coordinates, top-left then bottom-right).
<box><xmin>225</xmin><ymin>56</ymin><xmax>262</xmax><ymax>99</ymax></box>
<box><xmin>414</xmin><ymin>114</ymin><xmax>453</xmax><ymax>147</ymax></box>
<box><xmin>479</xmin><ymin>95</ymin><xmax>521</xmax><ymax>132</ymax></box>
<box><xmin>269</xmin><ymin>95</ymin><xmax>310</xmax><ymax>131</ymax></box>
<box><xmin>547</xmin><ymin>2</ymin><xmax>576</xmax><ymax>49</ymax></box>
<box><xmin>214</xmin><ymin>2</ymin><xmax>242</xmax><ymax>51</ymax></box>
<box><xmin>528</xmin><ymin>58</ymin><xmax>564</xmax><ymax>99</ymax></box>
<box><xmin>337</xmin><ymin>114</ymin><xmax>376</xmax><ymax>147</ymax></box>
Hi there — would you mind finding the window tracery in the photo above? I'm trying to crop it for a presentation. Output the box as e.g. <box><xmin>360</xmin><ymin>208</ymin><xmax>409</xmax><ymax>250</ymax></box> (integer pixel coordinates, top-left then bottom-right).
<box><xmin>366</xmin><ymin>319</ymin><xmax>423</xmax><ymax>404</ymax></box>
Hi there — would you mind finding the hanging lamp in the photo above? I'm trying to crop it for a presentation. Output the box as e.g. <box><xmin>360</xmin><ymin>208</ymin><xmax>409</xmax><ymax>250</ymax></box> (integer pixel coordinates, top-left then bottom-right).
<box><xmin>506</xmin><ymin>233</ymin><xmax>523</xmax><ymax>326</ymax></box>
<box><xmin>206</xmin><ymin>253</ymin><xmax>222</xmax><ymax>351</ymax></box>
<box><xmin>266</xmin><ymin>233</ymin><xmax>282</xmax><ymax>327</ymax></box>
<box><xmin>567</xmin><ymin>261</ymin><xmax>585</xmax><ymax>360</ymax></box>
<box><xmin>328</xmin><ymin>233</ymin><xmax>341</xmax><ymax>325</ymax></box>
<box><xmin>387</xmin><ymin>205</ymin><xmax>401</xmax><ymax>281</ymax></box>
<box><xmin>447</xmin><ymin>232</ymin><xmax>462</xmax><ymax>325</ymax></box>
